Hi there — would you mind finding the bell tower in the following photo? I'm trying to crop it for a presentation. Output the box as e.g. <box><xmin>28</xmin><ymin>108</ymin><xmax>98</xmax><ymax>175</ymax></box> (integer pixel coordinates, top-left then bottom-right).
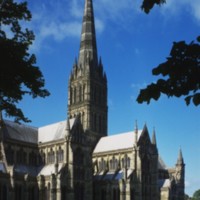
<box><xmin>68</xmin><ymin>0</ymin><xmax>108</xmax><ymax>137</ymax></box>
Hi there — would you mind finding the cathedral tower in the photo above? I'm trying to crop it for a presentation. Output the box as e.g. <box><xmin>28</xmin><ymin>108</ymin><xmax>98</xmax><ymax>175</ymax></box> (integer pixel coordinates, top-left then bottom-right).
<box><xmin>68</xmin><ymin>0</ymin><xmax>108</xmax><ymax>137</ymax></box>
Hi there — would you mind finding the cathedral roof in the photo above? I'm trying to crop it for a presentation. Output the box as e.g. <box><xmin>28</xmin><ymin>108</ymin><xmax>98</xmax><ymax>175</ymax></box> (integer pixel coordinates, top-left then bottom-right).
<box><xmin>2</xmin><ymin>118</ymin><xmax>76</xmax><ymax>144</ymax></box>
<box><xmin>38</xmin><ymin>118</ymin><xmax>76</xmax><ymax>143</ymax></box>
<box><xmin>3</xmin><ymin>120</ymin><xmax>38</xmax><ymax>144</ymax></box>
<box><xmin>93</xmin><ymin>131</ymin><xmax>142</xmax><ymax>154</ymax></box>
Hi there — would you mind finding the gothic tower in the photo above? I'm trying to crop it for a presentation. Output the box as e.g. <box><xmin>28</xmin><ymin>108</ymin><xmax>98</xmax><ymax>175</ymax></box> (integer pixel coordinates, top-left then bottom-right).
<box><xmin>68</xmin><ymin>0</ymin><xmax>108</xmax><ymax>137</ymax></box>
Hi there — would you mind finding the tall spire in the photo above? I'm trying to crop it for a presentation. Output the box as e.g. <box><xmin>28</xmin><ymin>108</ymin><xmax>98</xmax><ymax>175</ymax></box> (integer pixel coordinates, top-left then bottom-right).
<box><xmin>78</xmin><ymin>0</ymin><xmax>98</xmax><ymax>67</ymax></box>
<box><xmin>177</xmin><ymin>148</ymin><xmax>184</xmax><ymax>165</ymax></box>
<box><xmin>151</xmin><ymin>127</ymin><xmax>157</xmax><ymax>146</ymax></box>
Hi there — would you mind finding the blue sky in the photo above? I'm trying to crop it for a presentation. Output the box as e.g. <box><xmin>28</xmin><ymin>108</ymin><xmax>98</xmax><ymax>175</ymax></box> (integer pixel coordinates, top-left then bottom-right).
<box><xmin>9</xmin><ymin>0</ymin><xmax>200</xmax><ymax>196</ymax></box>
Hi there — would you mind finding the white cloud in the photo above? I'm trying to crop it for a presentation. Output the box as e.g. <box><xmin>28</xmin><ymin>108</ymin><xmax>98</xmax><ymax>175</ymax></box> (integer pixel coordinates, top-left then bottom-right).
<box><xmin>40</xmin><ymin>21</ymin><xmax>81</xmax><ymax>41</ymax></box>
<box><xmin>160</xmin><ymin>0</ymin><xmax>200</xmax><ymax>24</ymax></box>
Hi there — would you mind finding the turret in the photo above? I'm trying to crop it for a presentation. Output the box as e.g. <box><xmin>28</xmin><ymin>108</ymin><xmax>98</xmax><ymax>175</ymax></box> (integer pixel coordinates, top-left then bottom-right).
<box><xmin>134</xmin><ymin>120</ymin><xmax>138</xmax><ymax>146</ymax></box>
<box><xmin>175</xmin><ymin>148</ymin><xmax>185</xmax><ymax>200</ymax></box>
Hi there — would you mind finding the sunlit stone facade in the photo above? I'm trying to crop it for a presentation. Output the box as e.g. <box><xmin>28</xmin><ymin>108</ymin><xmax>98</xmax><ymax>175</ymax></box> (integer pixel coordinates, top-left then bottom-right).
<box><xmin>0</xmin><ymin>0</ymin><xmax>184</xmax><ymax>199</ymax></box>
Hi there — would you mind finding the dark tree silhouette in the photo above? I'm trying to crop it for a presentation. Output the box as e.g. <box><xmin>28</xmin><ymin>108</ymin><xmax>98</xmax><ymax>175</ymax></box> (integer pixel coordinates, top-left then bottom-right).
<box><xmin>141</xmin><ymin>0</ymin><xmax>166</xmax><ymax>13</ymax></box>
<box><xmin>0</xmin><ymin>0</ymin><xmax>50</xmax><ymax>122</ymax></box>
<box><xmin>137</xmin><ymin>36</ymin><xmax>200</xmax><ymax>106</ymax></box>
<box><xmin>137</xmin><ymin>1</ymin><xmax>200</xmax><ymax>106</ymax></box>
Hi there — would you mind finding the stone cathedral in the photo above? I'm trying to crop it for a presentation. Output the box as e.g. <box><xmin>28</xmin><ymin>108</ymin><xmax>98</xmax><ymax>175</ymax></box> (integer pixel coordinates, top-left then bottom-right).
<box><xmin>0</xmin><ymin>0</ymin><xmax>185</xmax><ymax>199</ymax></box>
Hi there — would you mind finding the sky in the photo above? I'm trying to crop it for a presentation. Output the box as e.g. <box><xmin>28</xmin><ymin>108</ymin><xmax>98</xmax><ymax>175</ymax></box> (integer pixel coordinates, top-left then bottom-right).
<box><xmin>5</xmin><ymin>0</ymin><xmax>200</xmax><ymax>196</ymax></box>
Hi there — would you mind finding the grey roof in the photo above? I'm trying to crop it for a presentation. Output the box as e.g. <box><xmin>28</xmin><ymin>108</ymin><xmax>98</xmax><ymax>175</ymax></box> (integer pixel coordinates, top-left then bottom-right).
<box><xmin>93</xmin><ymin>131</ymin><xmax>142</xmax><ymax>154</ymax></box>
<box><xmin>3</xmin><ymin>120</ymin><xmax>38</xmax><ymax>144</ymax></box>
<box><xmin>2</xmin><ymin>118</ymin><xmax>76</xmax><ymax>144</ymax></box>
<box><xmin>38</xmin><ymin>118</ymin><xmax>76</xmax><ymax>143</ymax></box>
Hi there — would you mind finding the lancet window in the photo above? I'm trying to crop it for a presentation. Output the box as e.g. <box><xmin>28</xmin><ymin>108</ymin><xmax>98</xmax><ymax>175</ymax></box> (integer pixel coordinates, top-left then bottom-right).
<box><xmin>29</xmin><ymin>151</ymin><xmax>37</xmax><ymax>165</ymax></box>
<box><xmin>57</xmin><ymin>146</ymin><xmax>64</xmax><ymax>163</ymax></box>
<box><xmin>110</xmin><ymin>157</ymin><xmax>118</xmax><ymax>170</ymax></box>
<box><xmin>47</xmin><ymin>148</ymin><xmax>55</xmax><ymax>164</ymax></box>
<box><xmin>122</xmin><ymin>155</ymin><xmax>131</xmax><ymax>168</ymax></box>
<box><xmin>99</xmin><ymin>158</ymin><xmax>106</xmax><ymax>171</ymax></box>
<box><xmin>16</xmin><ymin>148</ymin><xmax>26</xmax><ymax>164</ymax></box>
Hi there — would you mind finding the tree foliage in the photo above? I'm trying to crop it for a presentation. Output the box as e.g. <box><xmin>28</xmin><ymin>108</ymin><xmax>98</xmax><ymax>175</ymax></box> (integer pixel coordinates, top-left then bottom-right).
<box><xmin>137</xmin><ymin>36</ymin><xmax>200</xmax><ymax>106</ymax></box>
<box><xmin>141</xmin><ymin>0</ymin><xmax>166</xmax><ymax>13</ymax></box>
<box><xmin>192</xmin><ymin>189</ymin><xmax>200</xmax><ymax>200</ymax></box>
<box><xmin>0</xmin><ymin>0</ymin><xmax>50</xmax><ymax>123</ymax></box>
<box><xmin>137</xmin><ymin>0</ymin><xmax>200</xmax><ymax>106</ymax></box>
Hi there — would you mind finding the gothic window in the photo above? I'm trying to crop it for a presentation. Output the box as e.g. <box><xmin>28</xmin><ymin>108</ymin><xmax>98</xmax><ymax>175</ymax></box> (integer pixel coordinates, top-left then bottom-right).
<box><xmin>29</xmin><ymin>151</ymin><xmax>37</xmax><ymax>165</ymax></box>
<box><xmin>47</xmin><ymin>148</ymin><xmax>55</xmax><ymax>164</ymax></box>
<box><xmin>57</xmin><ymin>147</ymin><xmax>64</xmax><ymax>163</ymax></box>
<box><xmin>16</xmin><ymin>148</ymin><xmax>26</xmax><ymax>164</ymax></box>
<box><xmin>5</xmin><ymin>145</ymin><xmax>14</xmax><ymax>164</ymax></box>
<box><xmin>110</xmin><ymin>157</ymin><xmax>118</xmax><ymax>170</ymax></box>
<box><xmin>122</xmin><ymin>155</ymin><xmax>130</xmax><ymax>168</ymax></box>
<box><xmin>39</xmin><ymin>150</ymin><xmax>46</xmax><ymax>165</ymax></box>
<box><xmin>99</xmin><ymin>158</ymin><xmax>106</xmax><ymax>171</ymax></box>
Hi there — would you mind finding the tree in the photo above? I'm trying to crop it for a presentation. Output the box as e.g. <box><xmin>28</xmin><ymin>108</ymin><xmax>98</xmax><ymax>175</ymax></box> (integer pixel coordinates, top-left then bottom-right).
<box><xmin>0</xmin><ymin>0</ymin><xmax>50</xmax><ymax>123</ymax></box>
<box><xmin>192</xmin><ymin>189</ymin><xmax>200</xmax><ymax>200</ymax></box>
<box><xmin>137</xmin><ymin>37</ymin><xmax>200</xmax><ymax>106</ymax></box>
<box><xmin>141</xmin><ymin>0</ymin><xmax>166</xmax><ymax>14</ymax></box>
<box><xmin>137</xmin><ymin>1</ymin><xmax>200</xmax><ymax>106</ymax></box>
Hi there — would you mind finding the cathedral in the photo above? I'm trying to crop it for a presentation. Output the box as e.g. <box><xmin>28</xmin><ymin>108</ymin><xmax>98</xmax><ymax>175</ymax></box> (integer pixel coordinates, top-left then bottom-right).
<box><xmin>0</xmin><ymin>0</ymin><xmax>185</xmax><ymax>199</ymax></box>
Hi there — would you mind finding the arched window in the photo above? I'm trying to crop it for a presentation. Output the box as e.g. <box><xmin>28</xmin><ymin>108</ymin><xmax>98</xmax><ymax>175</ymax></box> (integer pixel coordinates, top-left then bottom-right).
<box><xmin>110</xmin><ymin>157</ymin><xmax>118</xmax><ymax>170</ymax></box>
<box><xmin>39</xmin><ymin>150</ymin><xmax>46</xmax><ymax>165</ymax></box>
<box><xmin>122</xmin><ymin>155</ymin><xmax>130</xmax><ymax>168</ymax></box>
<box><xmin>99</xmin><ymin>158</ymin><xmax>106</xmax><ymax>172</ymax></box>
<box><xmin>16</xmin><ymin>148</ymin><xmax>26</xmax><ymax>164</ymax></box>
<box><xmin>57</xmin><ymin>147</ymin><xmax>64</xmax><ymax>163</ymax></box>
<box><xmin>48</xmin><ymin>148</ymin><xmax>55</xmax><ymax>164</ymax></box>
<box><xmin>29</xmin><ymin>151</ymin><xmax>37</xmax><ymax>165</ymax></box>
